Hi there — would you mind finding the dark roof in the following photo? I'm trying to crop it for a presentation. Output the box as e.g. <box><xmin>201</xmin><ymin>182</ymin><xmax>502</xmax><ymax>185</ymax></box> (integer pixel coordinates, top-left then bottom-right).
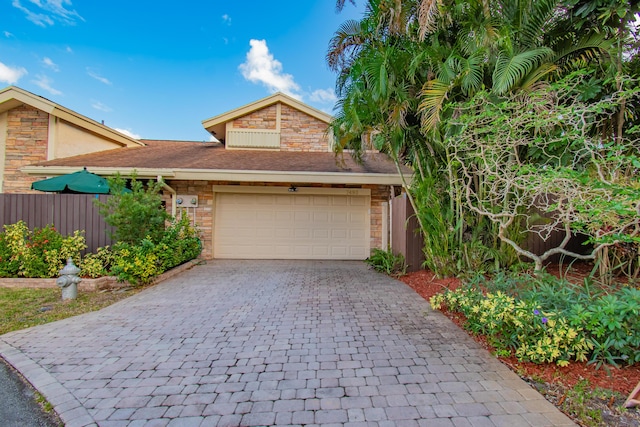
<box><xmin>35</xmin><ymin>140</ymin><xmax>407</xmax><ymax>175</ymax></box>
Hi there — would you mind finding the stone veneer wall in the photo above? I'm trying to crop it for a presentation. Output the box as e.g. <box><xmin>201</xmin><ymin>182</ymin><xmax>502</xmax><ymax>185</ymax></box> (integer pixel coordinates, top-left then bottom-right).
<box><xmin>3</xmin><ymin>105</ymin><xmax>49</xmax><ymax>193</ymax></box>
<box><xmin>280</xmin><ymin>105</ymin><xmax>329</xmax><ymax>152</ymax></box>
<box><xmin>365</xmin><ymin>184</ymin><xmax>390</xmax><ymax>251</ymax></box>
<box><xmin>163</xmin><ymin>181</ymin><xmax>389</xmax><ymax>259</ymax></box>
<box><xmin>231</xmin><ymin>104</ymin><xmax>277</xmax><ymax>130</ymax></box>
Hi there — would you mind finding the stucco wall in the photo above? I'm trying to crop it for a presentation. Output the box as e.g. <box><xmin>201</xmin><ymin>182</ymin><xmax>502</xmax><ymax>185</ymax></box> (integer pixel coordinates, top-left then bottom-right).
<box><xmin>53</xmin><ymin>119</ymin><xmax>126</xmax><ymax>158</ymax></box>
<box><xmin>163</xmin><ymin>180</ymin><xmax>389</xmax><ymax>260</ymax></box>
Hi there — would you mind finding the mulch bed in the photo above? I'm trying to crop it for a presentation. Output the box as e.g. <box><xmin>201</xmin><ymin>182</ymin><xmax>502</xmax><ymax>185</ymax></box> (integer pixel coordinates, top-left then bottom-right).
<box><xmin>398</xmin><ymin>267</ymin><xmax>640</xmax><ymax>426</ymax></box>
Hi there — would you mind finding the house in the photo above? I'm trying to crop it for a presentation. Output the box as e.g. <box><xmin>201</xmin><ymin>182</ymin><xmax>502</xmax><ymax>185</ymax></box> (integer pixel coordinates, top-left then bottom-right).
<box><xmin>0</xmin><ymin>86</ymin><xmax>143</xmax><ymax>194</ymax></box>
<box><xmin>4</xmin><ymin>87</ymin><xmax>411</xmax><ymax>260</ymax></box>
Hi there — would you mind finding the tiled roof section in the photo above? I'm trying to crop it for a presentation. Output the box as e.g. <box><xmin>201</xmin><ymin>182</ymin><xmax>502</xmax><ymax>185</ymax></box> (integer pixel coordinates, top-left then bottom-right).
<box><xmin>35</xmin><ymin>140</ymin><xmax>408</xmax><ymax>175</ymax></box>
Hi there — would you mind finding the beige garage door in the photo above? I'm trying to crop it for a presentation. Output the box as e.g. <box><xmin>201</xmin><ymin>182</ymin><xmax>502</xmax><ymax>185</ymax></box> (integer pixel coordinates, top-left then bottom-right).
<box><xmin>214</xmin><ymin>191</ymin><xmax>369</xmax><ymax>259</ymax></box>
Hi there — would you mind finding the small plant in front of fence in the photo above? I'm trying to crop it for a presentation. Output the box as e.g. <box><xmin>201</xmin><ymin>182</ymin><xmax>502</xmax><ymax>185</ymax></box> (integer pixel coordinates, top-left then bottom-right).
<box><xmin>365</xmin><ymin>248</ymin><xmax>407</xmax><ymax>276</ymax></box>
<box><xmin>0</xmin><ymin>221</ymin><xmax>86</xmax><ymax>278</ymax></box>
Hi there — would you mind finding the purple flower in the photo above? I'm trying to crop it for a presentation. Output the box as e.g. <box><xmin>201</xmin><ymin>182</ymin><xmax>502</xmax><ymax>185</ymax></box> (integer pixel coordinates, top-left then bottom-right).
<box><xmin>533</xmin><ymin>309</ymin><xmax>540</xmax><ymax>316</ymax></box>
<box><xmin>541</xmin><ymin>317</ymin><xmax>548</xmax><ymax>324</ymax></box>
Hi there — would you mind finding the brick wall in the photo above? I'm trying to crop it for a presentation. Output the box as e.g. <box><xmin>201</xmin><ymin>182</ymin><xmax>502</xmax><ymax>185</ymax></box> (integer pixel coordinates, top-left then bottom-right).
<box><xmin>162</xmin><ymin>180</ymin><xmax>215</xmax><ymax>259</ymax></box>
<box><xmin>232</xmin><ymin>104</ymin><xmax>277</xmax><ymax>130</ymax></box>
<box><xmin>366</xmin><ymin>184</ymin><xmax>389</xmax><ymax>251</ymax></box>
<box><xmin>3</xmin><ymin>106</ymin><xmax>49</xmax><ymax>193</ymax></box>
<box><xmin>280</xmin><ymin>104</ymin><xmax>329</xmax><ymax>152</ymax></box>
<box><xmin>164</xmin><ymin>181</ymin><xmax>390</xmax><ymax>259</ymax></box>
<box><xmin>230</xmin><ymin>103</ymin><xmax>330</xmax><ymax>152</ymax></box>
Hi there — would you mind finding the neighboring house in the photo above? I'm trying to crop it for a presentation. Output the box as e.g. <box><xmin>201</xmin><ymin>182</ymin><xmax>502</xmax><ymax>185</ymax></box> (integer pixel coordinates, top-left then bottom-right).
<box><xmin>0</xmin><ymin>86</ymin><xmax>143</xmax><ymax>193</ymax></box>
<box><xmin>8</xmin><ymin>87</ymin><xmax>410</xmax><ymax>261</ymax></box>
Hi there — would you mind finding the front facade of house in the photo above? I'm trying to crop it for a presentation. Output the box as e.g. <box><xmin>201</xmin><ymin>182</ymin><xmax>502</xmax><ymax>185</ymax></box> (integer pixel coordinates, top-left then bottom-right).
<box><xmin>3</xmin><ymin>87</ymin><xmax>410</xmax><ymax>260</ymax></box>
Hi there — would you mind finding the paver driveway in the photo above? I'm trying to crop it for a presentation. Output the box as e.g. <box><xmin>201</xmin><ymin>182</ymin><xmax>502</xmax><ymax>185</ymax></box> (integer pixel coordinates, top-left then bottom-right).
<box><xmin>0</xmin><ymin>260</ymin><xmax>575</xmax><ymax>427</ymax></box>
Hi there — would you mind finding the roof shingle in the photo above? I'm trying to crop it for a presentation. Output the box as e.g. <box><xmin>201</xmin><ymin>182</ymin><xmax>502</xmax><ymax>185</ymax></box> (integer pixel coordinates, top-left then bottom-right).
<box><xmin>36</xmin><ymin>140</ymin><xmax>408</xmax><ymax>175</ymax></box>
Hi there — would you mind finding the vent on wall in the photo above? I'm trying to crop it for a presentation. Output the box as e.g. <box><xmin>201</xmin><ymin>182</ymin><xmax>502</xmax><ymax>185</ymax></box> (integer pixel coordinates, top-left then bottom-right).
<box><xmin>226</xmin><ymin>130</ymin><xmax>280</xmax><ymax>149</ymax></box>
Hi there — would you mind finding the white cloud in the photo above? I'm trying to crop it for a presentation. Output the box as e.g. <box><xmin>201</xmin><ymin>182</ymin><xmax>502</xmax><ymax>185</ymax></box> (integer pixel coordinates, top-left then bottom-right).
<box><xmin>0</xmin><ymin>61</ymin><xmax>27</xmax><ymax>84</ymax></box>
<box><xmin>87</xmin><ymin>69</ymin><xmax>111</xmax><ymax>85</ymax></box>
<box><xmin>239</xmin><ymin>39</ymin><xmax>301</xmax><ymax>99</ymax></box>
<box><xmin>4</xmin><ymin>31</ymin><xmax>14</xmax><ymax>38</ymax></box>
<box><xmin>12</xmin><ymin>0</ymin><xmax>84</xmax><ymax>27</ymax></box>
<box><xmin>114</xmin><ymin>128</ymin><xmax>141</xmax><ymax>139</ymax></box>
<box><xmin>65</xmin><ymin>46</ymin><xmax>73</xmax><ymax>53</ymax></box>
<box><xmin>42</xmin><ymin>57</ymin><xmax>59</xmax><ymax>71</ymax></box>
<box><xmin>32</xmin><ymin>74</ymin><xmax>62</xmax><ymax>95</ymax></box>
<box><xmin>222</xmin><ymin>14</ymin><xmax>231</xmax><ymax>25</ymax></box>
<box><xmin>91</xmin><ymin>100</ymin><xmax>112</xmax><ymax>112</ymax></box>
<box><xmin>309</xmin><ymin>88</ymin><xmax>337</xmax><ymax>104</ymax></box>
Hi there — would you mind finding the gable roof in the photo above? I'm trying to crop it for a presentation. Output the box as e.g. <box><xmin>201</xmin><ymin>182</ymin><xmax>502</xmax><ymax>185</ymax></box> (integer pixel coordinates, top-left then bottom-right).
<box><xmin>201</xmin><ymin>92</ymin><xmax>333</xmax><ymax>138</ymax></box>
<box><xmin>0</xmin><ymin>86</ymin><xmax>144</xmax><ymax>148</ymax></box>
<box><xmin>22</xmin><ymin>140</ymin><xmax>411</xmax><ymax>185</ymax></box>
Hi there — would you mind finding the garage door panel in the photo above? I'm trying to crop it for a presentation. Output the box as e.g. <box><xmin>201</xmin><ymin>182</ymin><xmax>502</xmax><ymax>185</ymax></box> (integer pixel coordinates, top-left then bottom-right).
<box><xmin>215</xmin><ymin>192</ymin><xmax>369</xmax><ymax>259</ymax></box>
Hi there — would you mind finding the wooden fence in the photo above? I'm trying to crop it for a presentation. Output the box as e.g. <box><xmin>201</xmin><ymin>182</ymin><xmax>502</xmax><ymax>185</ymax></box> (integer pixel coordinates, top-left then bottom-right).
<box><xmin>391</xmin><ymin>193</ymin><xmax>425</xmax><ymax>272</ymax></box>
<box><xmin>0</xmin><ymin>194</ymin><xmax>115</xmax><ymax>253</ymax></box>
<box><xmin>390</xmin><ymin>193</ymin><xmax>590</xmax><ymax>272</ymax></box>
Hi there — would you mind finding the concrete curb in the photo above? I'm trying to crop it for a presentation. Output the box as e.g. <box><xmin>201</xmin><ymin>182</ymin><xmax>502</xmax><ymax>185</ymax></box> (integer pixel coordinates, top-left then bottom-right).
<box><xmin>0</xmin><ymin>258</ymin><xmax>204</xmax><ymax>291</ymax></box>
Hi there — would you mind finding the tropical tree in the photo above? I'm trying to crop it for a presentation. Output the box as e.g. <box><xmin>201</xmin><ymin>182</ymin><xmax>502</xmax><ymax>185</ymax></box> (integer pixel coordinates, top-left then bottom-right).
<box><xmin>329</xmin><ymin>0</ymin><xmax>639</xmax><ymax>277</ymax></box>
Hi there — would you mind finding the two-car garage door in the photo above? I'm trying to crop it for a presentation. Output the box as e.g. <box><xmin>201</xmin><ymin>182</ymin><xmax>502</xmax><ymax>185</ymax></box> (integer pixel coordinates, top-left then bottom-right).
<box><xmin>214</xmin><ymin>188</ymin><xmax>370</xmax><ymax>259</ymax></box>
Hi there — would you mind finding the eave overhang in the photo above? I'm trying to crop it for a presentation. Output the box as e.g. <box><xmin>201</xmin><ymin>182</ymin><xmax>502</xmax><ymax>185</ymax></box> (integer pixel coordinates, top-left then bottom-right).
<box><xmin>22</xmin><ymin>166</ymin><xmax>410</xmax><ymax>186</ymax></box>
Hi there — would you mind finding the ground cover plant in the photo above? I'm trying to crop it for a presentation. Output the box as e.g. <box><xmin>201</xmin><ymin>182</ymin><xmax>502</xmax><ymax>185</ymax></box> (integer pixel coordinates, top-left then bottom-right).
<box><xmin>400</xmin><ymin>265</ymin><xmax>640</xmax><ymax>427</ymax></box>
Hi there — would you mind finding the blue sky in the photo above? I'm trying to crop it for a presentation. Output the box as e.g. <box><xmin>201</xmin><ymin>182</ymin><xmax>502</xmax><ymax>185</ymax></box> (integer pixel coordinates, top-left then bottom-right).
<box><xmin>0</xmin><ymin>1</ymin><xmax>365</xmax><ymax>141</ymax></box>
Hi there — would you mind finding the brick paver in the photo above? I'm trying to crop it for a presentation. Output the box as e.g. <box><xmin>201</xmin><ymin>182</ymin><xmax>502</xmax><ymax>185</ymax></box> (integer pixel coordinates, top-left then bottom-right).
<box><xmin>0</xmin><ymin>260</ymin><xmax>575</xmax><ymax>426</ymax></box>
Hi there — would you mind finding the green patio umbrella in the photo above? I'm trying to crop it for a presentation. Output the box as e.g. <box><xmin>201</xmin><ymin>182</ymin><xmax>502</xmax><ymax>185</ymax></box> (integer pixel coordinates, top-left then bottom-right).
<box><xmin>31</xmin><ymin>168</ymin><xmax>116</xmax><ymax>194</ymax></box>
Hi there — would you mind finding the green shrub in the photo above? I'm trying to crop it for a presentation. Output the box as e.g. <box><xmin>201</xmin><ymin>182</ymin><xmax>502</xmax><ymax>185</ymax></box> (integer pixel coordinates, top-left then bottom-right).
<box><xmin>111</xmin><ymin>239</ymin><xmax>162</xmax><ymax>285</ymax></box>
<box><xmin>95</xmin><ymin>173</ymin><xmax>170</xmax><ymax>244</ymax></box>
<box><xmin>567</xmin><ymin>287</ymin><xmax>640</xmax><ymax>367</ymax></box>
<box><xmin>0</xmin><ymin>221</ymin><xmax>86</xmax><ymax>278</ymax></box>
<box><xmin>365</xmin><ymin>248</ymin><xmax>407</xmax><ymax>276</ymax></box>
<box><xmin>108</xmin><ymin>214</ymin><xmax>201</xmax><ymax>285</ymax></box>
<box><xmin>429</xmin><ymin>285</ymin><xmax>591</xmax><ymax>366</ymax></box>
<box><xmin>0</xmin><ymin>232</ymin><xmax>20</xmax><ymax>277</ymax></box>
<box><xmin>80</xmin><ymin>246</ymin><xmax>114</xmax><ymax>278</ymax></box>
<box><xmin>429</xmin><ymin>272</ymin><xmax>640</xmax><ymax>367</ymax></box>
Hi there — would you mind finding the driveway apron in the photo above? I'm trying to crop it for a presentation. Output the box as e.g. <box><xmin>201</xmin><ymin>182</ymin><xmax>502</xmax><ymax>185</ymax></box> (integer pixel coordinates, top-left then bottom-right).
<box><xmin>0</xmin><ymin>260</ymin><xmax>575</xmax><ymax>427</ymax></box>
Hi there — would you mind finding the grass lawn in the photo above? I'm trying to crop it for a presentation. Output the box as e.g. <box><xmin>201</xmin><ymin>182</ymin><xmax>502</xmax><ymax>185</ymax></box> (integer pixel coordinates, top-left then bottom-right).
<box><xmin>0</xmin><ymin>287</ymin><xmax>141</xmax><ymax>335</ymax></box>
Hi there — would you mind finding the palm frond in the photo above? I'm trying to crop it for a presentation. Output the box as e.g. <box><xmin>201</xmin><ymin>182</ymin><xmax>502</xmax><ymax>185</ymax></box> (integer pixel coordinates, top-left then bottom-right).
<box><xmin>492</xmin><ymin>47</ymin><xmax>553</xmax><ymax>94</ymax></box>
<box><xmin>518</xmin><ymin>62</ymin><xmax>557</xmax><ymax>92</ymax></box>
<box><xmin>327</xmin><ymin>19</ymin><xmax>369</xmax><ymax>71</ymax></box>
<box><xmin>419</xmin><ymin>79</ymin><xmax>452</xmax><ymax>133</ymax></box>
<box><xmin>418</xmin><ymin>0</ymin><xmax>441</xmax><ymax>40</ymax></box>
<box><xmin>553</xmin><ymin>32</ymin><xmax>611</xmax><ymax>72</ymax></box>
<box><xmin>458</xmin><ymin>53</ymin><xmax>485</xmax><ymax>96</ymax></box>
<box><xmin>518</xmin><ymin>0</ymin><xmax>559</xmax><ymax>48</ymax></box>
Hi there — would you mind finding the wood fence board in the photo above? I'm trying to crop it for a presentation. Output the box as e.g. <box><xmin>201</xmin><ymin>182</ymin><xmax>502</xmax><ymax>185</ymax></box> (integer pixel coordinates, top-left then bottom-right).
<box><xmin>0</xmin><ymin>194</ymin><xmax>115</xmax><ymax>253</ymax></box>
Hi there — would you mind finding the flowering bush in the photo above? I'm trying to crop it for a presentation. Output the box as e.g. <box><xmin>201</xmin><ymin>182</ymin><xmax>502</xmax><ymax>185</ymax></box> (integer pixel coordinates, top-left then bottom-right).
<box><xmin>429</xmin><ymin>285</ymin><xmax>591</xmax><ymax>366</ymax></box>
<box><xmin>429</xmin><ymin>272</ymin><xmax>640</xmax><ymax>367</ymax></box>
<box><xmin>0</xmin><ymin>221</ymin><xmax>86</xmax><ymax>278</ymax></box>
